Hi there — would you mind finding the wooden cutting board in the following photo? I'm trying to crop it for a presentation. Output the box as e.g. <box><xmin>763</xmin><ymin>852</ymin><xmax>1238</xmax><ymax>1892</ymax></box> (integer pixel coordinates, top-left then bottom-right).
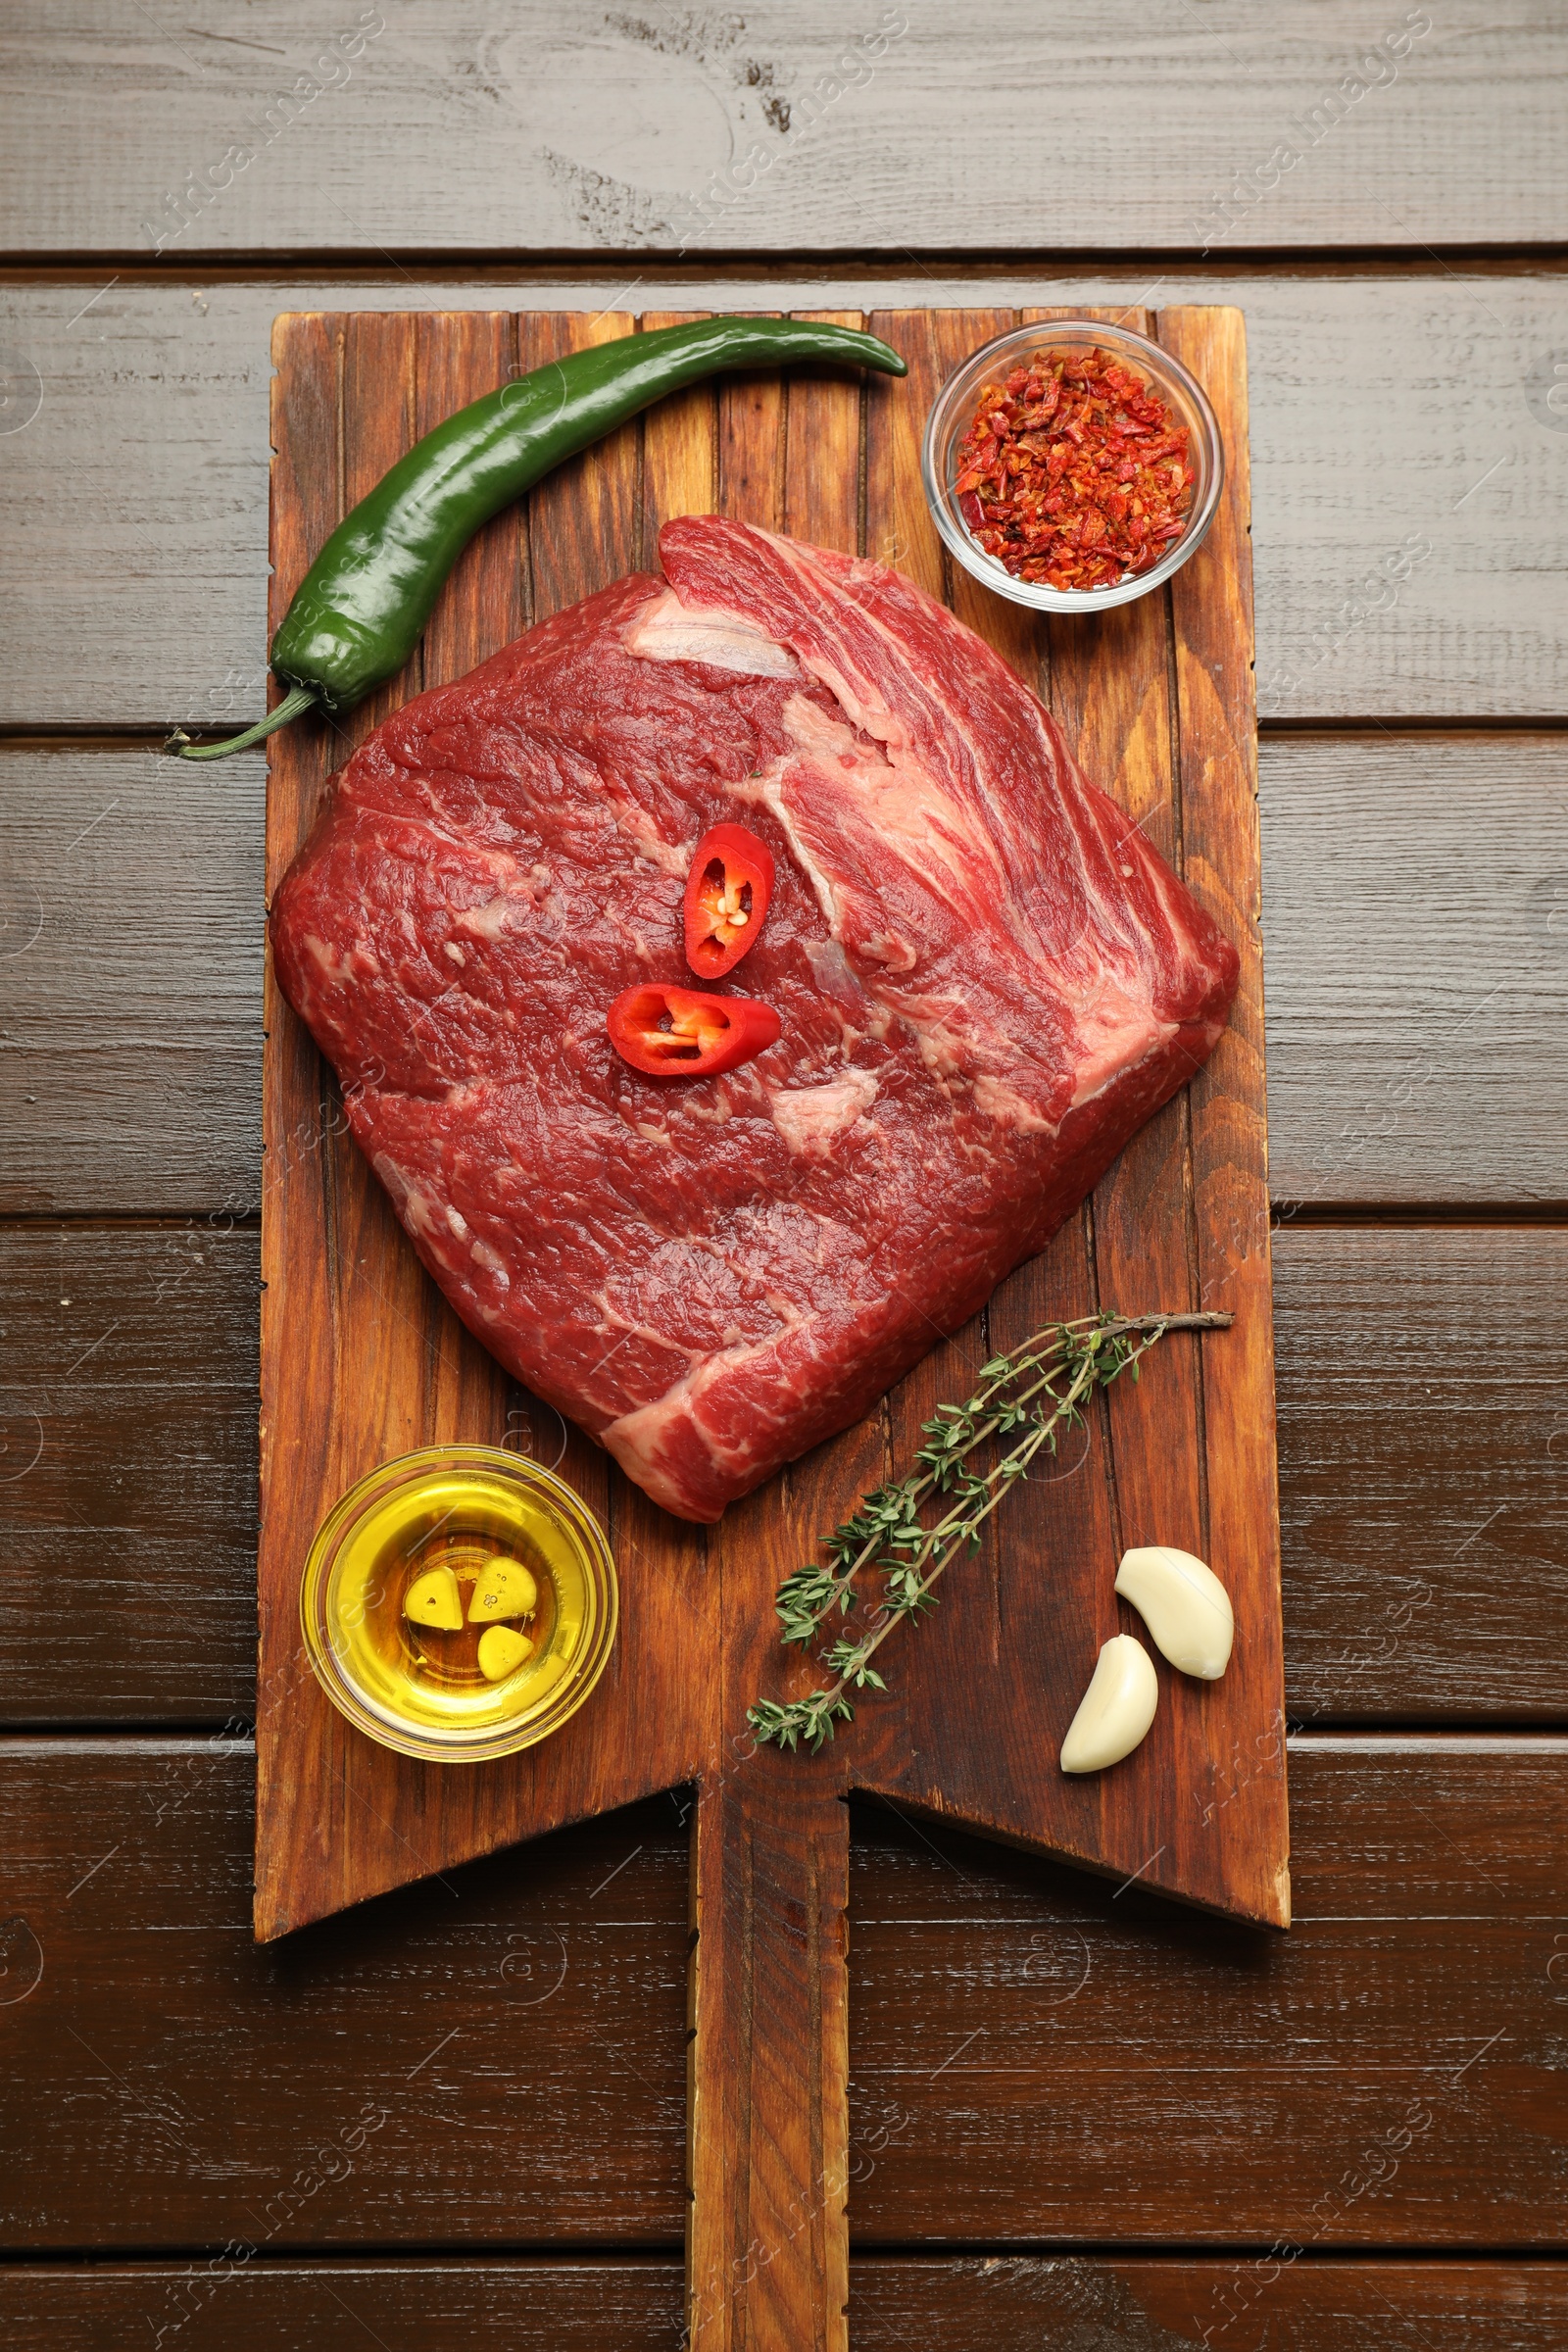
<box><xmin>258</xmin><ymin>306</ymin><xmax>1286</xmax><ymax>2350</ymax></box>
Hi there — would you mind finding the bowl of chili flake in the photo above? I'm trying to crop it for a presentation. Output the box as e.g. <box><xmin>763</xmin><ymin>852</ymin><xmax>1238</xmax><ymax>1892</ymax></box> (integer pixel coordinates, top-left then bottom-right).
<box><xmin>922</xmin><ymin>319</ymin><xmax>1224</xmax><ymax>612</ymax></box>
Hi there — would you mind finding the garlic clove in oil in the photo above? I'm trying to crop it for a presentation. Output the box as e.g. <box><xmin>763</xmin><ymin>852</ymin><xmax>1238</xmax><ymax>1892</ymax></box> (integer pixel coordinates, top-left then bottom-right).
<box><xmin>476</xmin><ymin>1623</ymin><xmax>533</xmax><ymax>1682</ymax></box>
<box><xmin>1059</xmin><ymin>1634</ymin><xmax>1158</xmax><ymax>1774</ymax></box>
<box><xmin>466</xmin><ymin>1556</ymin><xmax>539</xmax><ymax>1623</ymax></box>
<box><xmin>404</xmin><ymin>1565</ymin><xmax>466</xmax><ymax>1631</ymax></box>
<box><xmin>1115</xmin><ymin>1545</ymin><xmax>1234</xmax><ymax>1680</ymax></box>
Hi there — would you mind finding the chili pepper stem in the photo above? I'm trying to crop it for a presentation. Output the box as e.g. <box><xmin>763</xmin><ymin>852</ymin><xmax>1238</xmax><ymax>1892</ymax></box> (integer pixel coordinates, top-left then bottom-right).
<box><xmin>165</xmin><ymin>681</ymin><xmax>318</xmax><ymax>762</ymax></box>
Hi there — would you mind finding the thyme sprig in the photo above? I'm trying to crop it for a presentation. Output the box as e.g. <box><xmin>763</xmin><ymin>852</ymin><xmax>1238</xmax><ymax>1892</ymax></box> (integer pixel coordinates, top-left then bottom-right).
<box><xmin>747</xmin><ymin>1307</ymin><xmax>1232</xmax><ymax>1753</ymax></box>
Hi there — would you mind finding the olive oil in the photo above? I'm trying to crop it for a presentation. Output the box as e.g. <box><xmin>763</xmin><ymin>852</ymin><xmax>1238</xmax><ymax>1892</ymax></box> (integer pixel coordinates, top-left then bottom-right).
<box><xmin>302</xmin><ymin>1447</ymin><xmax>616</xmax><ymax>1761</ymax></box>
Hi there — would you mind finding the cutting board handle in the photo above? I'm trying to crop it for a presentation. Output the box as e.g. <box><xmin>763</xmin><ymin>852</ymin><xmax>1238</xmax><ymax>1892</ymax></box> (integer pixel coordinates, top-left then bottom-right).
<box><xmin>687</xmin><ymin>1769</ymin><xmax>851</xmax><ymax>2351</ymax></box>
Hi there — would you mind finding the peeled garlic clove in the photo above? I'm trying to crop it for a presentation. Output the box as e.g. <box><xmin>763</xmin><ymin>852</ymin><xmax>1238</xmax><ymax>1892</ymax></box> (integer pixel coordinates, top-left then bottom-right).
<box><xmin>476</xmin><ymin>1624</ymin><xmax>533</xmax><ymax>1682</ymax></box>
<box><xmin>466</xmin><ymin>1556</ymin><xmax>539</xmax><ymax>1623</ymax></box>
<box><xmin>1059</xmin><ymin>1635</ymin><xmax>1158</xmax><ymax>1775</ymax></box>
<box><xmin>1115</xmin><ymin>1545</ymin><xmax>1234</xmax><ymax>1680</ymax></box>
<box><xmin>404</xmin><ymin>1565</ymin><xmax>465</xmax><ymax>1632</ymax></box>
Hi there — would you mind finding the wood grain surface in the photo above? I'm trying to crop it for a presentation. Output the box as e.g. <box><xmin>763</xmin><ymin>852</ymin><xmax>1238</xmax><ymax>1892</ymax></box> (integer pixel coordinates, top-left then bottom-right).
<box><xmin>4</xmin><ymin>1220</ymin><xmax>1565</xmax><ymax>1728</ymax></box>
<box><xmin>258</xmin><ymin>312</ymin><xmax>1284</xmax><ymax>1888</ymax></box>
<box><xmin>3</xmin><ymin>6</ymin><xmax>1562</xmax><ymax>257</ymax></box>
<box><xmin>0</xmin><ymin>1755</ymin><xmax>689</xmax><ymax>2246</ymax></box>
<box><xmin>4</xmin><ymin>22</ymin><xmax>1564</xmax><ymax>2327</ymax></box>
<box><xmin>857</xmin><ymin>2260</ymin><xmax>1568</xmax><ymax>2350</ymax></box>
<box><xmin>249</xmin><ymin>304</ymin><xmax>1283</xmax><ymax>2346</ymax></box>
<box><xmin>0</xmin><ymin>1740</ymin><xmax>1560</xmax><ymax>2251</ymax></box>
<box><xmin>3</xmin><ymin>270</ymin><xmax>1565</xmax><ymax>731</ymax></box>
<box><xmin>850</xmin><ymin>1746</ymin><xmax>1568</xmax><ymax>2243</ymax></box>
<box><xmin>2</xmin><ymin>2257</ymin><xmax>1564</xmax><ymax>2351</ymax></box>
<box><xmin>256</xmin><ymin>306</ymin><xmax>708</xmax><ymax>1944</ymax></box>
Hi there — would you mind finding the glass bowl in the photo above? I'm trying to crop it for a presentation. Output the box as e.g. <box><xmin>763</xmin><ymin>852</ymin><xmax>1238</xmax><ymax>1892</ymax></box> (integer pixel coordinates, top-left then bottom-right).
<box><xmin>300</xmin><ymin>1444</ymin><xmax>618</xmax><ymax>1764</ymax></box>
<box><xmin>921</xmin><ymin>318</ymin><xmax>1224</xmax><ymax>613</ymax></box>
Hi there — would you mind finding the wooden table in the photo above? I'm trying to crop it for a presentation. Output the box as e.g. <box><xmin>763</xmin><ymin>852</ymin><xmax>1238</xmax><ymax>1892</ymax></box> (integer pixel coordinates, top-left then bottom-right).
<box><xmin>1</xmin><ymin>9</ymin><xmax>1565</xmax><ymax>2346</ymax></box>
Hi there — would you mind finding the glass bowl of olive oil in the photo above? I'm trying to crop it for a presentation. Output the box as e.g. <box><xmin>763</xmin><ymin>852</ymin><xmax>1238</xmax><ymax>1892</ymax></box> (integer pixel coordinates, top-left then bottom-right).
<box><xmin>300</xmin><ymin>1445</ymin><xmax>617</xmax><ymax>1763</ymax></box>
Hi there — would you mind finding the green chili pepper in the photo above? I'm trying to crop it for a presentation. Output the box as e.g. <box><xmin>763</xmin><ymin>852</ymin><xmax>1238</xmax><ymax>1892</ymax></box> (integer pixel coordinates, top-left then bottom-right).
<box><xmin>170</xmin><ymin>316</ymin><xmax>906</xmax><ymax>762</ymax></box>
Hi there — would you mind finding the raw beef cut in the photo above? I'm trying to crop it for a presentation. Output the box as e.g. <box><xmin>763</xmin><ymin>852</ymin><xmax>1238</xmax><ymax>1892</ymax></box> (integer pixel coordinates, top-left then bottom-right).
<box><xmin>270</xmin><ymin>518</ymin><xmax>1240</xmax><ymax>1522</ymax></box>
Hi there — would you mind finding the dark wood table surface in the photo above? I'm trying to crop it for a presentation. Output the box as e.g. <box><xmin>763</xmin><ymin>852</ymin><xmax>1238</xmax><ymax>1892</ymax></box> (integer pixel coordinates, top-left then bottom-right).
<box><xmin>2</xmin><ymin>8</ymin><xmax>1565</xmax><ymax>2346</ymax></box>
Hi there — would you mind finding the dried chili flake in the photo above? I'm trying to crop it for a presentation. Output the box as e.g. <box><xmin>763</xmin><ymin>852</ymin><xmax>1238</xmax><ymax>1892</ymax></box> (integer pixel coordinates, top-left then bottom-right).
<box><xmin>954</xmin><ymin>347</ymin><xmax>1195</xmax><ymax>591</ymax></box>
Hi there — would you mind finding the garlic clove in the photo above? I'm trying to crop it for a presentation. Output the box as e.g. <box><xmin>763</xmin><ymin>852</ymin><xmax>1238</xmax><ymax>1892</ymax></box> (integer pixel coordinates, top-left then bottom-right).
<box><xmin>466</xmin><ymin>1556</ymin><xmax>539</xmax><ymax>1623</ymax></box>
<box><xmin>1059</xmin><ymin>1634</ymin><xmax>1159</xmax><ymax>1774</ymax></box>
<box><xmin>1115</xmin><ymin>1545</ymin><xmax>1234</xmax><ymax>1680</ymax></box>
<box><xmin>476</xmin><ymin>1623</ymin><xmax>533</xmax><ymax>1682</ymax></box>
<box><xmin>404</xmin><ymin>1565</ymin><xmax>466</xmax><ymax>1632</ymax></box>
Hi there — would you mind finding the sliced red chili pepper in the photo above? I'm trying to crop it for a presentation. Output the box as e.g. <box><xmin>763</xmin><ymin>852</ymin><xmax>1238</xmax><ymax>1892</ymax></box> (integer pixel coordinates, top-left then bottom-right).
<box><xmin>682</xmin><ymin>821</ymin><xmax>775</xmax><ymax>980</ymax></box>
<box><xmin>607</xmin><ymin>983</ymin><xmax>780</xmax><ymax>1080</ymax></box>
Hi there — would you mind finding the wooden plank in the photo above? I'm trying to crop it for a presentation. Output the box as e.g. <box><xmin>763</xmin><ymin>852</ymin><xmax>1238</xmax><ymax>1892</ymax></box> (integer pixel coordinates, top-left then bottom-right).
<box><xmin>1026</xmin><ymin>307</ymin><xmax>1214</xmax><ymax>1697</ymax></box>
<box><xmin>850</xmin><ymin>1740</ymin><xmax>1568</xmax><ymax>2245</ymax></box>
<box><xmin>4</xmin><ymin>2256</ymin><xmax>1565</xmax><ymax>2350</ymax></box>
<box><xmin>0</xmin><ymin>1753</ymin><xmax>689</xmax><ymax>2246</ymax></box>
<box><xmin>254</xmin><ymin>311</ymin><xmax>708</xmax><ymax>1943</ymax></box>
<box><xmin>854</xmin><ymin>2259</ymin><xmax>1568</xmax><ymax>2348</ymax></box>
<box><xmin>415</xmin><ymin>312</ymin><xmax>524</xmax><ymax>675</ymax></box>
<box><xmin>518</xmin><ymin>304</ymin><xmax>862</xmax><ymax>2352</ymax></box>
<box><xmin>0</xmin><ymin>272</ymin><xmax>1564</xmax><ymax>731</ymax></box>
<box><xmin>5</xmin><ymin>1236</ymin><xmax>1567</xmax><ymax>1736</ymax></box>
<box><xmin>2</xmin><ymin>7</ymin><xmax>1560</xmax><ymax>257</ymax></box>
<box><xmin>257</xmin><ymin>306</ymin><xmax>504</xmax><ymax>1936</ymax></box>
<box><xmin>0</xmin><ymin>743</ymin><xmax>264</xmax><ymax>1217</ymax></box>
<box><xmin>0</xmin><ymin>1739</ymin><xmax>1561</xmax><ymax>2249</ymax></box>
<box><xmin>1164</xmin><ymin>303</ymin><xmax>1289</xmax><ymax>1925</ymax></box>
<box><xmin>688</xmin><ymin>1775</ymin><xmax>851</xmax><ymax>2351</ymax></box>
<box><xmin>1273</xmin><ymin>1224</ymin><xmax>1568</xmax><ymax>1722</ymax></box>
<box><xmin>0</xmin><ymin>1222</ymin><xmax>261</xmax><ymax>1722</ymax></box>
<box><xmin>681</xmin><ymin>316</ymin><xmax>868</xmax><ymax>2352</ymax></box>
<box><xmin>1259</xmin><ymin>735</ymin><xmax>1568</xmax><ymax>1207</ymax></box>
<box><xmin>840</xmin><ymin>305</ymin><xmax>1287</xmax><ymax>1931</ymax></box>
<box><xmin>0</xmin><ymin>2262</ymin><xmax>688</xmax><ymax>2351</ymax></box>
<box><xmin>10</xmin><ymin>731</ymin><xmax>1560</xmax><ymax>1216</ymax></box>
